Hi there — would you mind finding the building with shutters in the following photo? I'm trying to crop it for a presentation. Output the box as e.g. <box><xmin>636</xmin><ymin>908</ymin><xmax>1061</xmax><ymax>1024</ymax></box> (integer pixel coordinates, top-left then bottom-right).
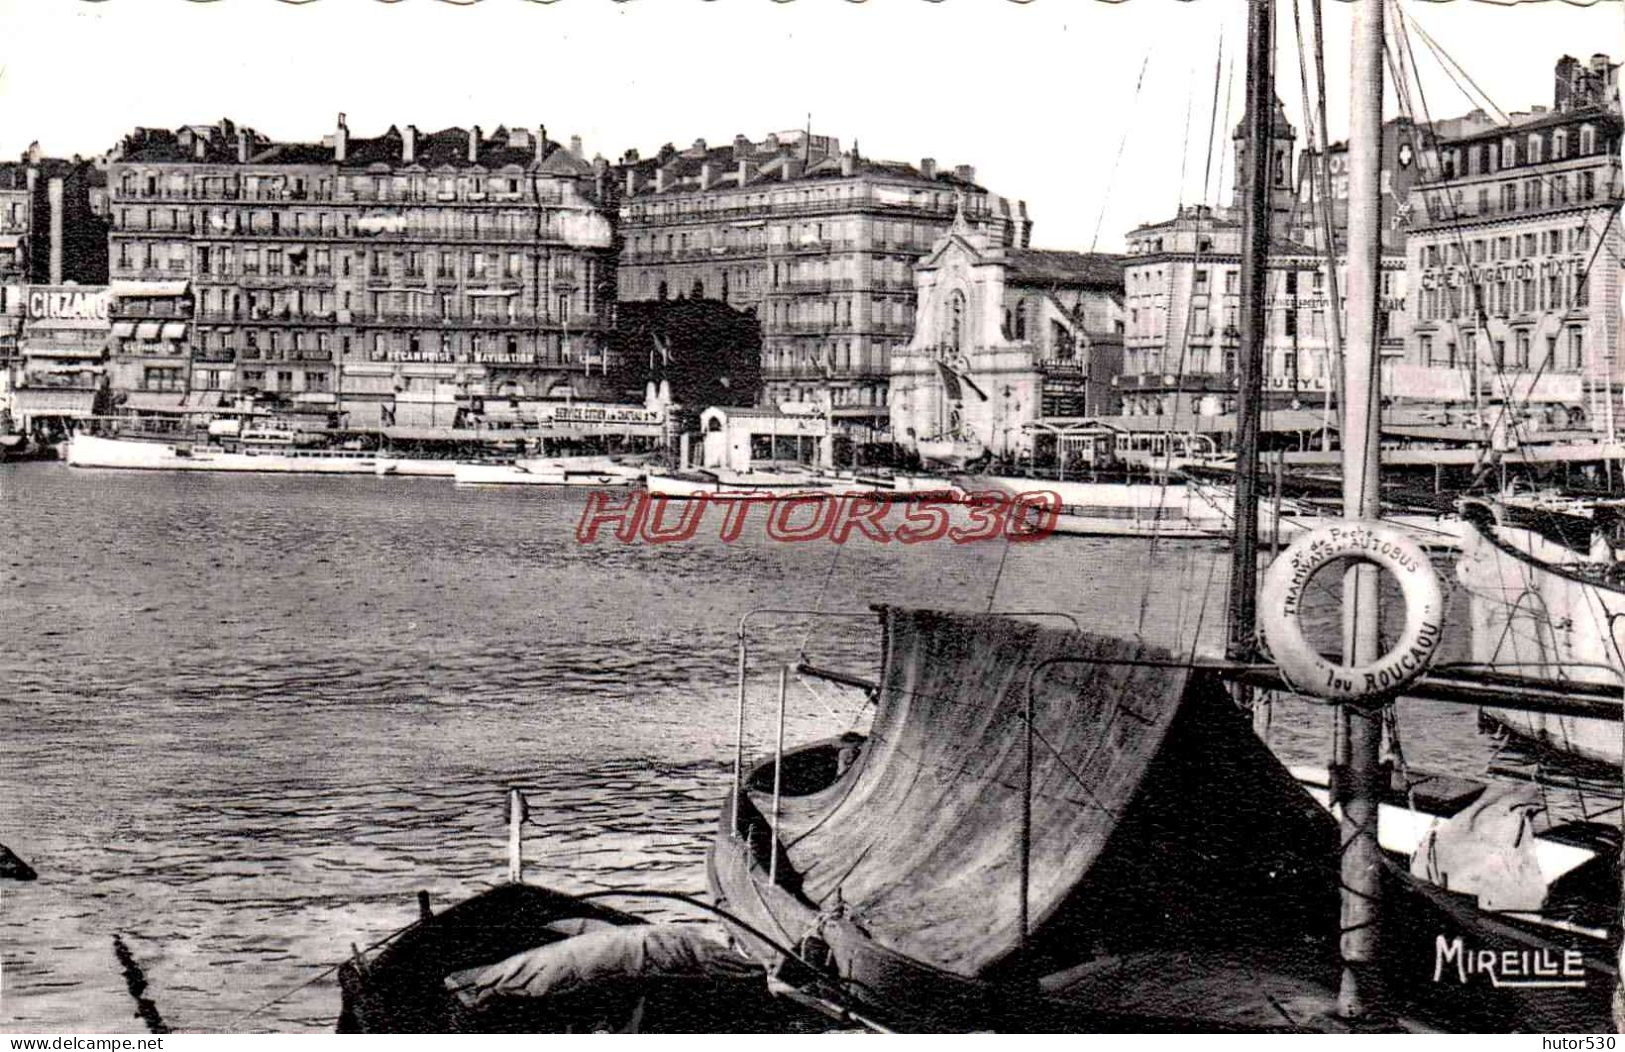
<box><xmin>1400</xmin><ymin>54</ymin><xmax>1624</xmax><ymax>430</ymax></box>
<box><xmin>612</xmin><ymin>130</ymin><xmax>1031</xmax><ymax>438</ymax></box>
<box><xmin>105</xmin><ymin>116</ymin><xmax>617</xmax><ymax>424</ymax></box>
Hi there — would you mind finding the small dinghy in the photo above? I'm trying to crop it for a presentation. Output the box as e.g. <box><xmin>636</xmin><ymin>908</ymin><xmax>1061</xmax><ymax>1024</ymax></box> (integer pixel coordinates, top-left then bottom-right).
<box><xmin>337</xmin><ymin>883</ymin><xmax>829</xmax><ymax>1033</ymax></box>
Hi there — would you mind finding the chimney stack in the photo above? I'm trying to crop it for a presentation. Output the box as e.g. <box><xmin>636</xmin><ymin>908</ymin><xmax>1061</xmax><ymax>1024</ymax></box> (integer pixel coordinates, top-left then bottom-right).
<box><xmin>920</xmin><ymin>157</ymin><xmax>937</xmax><ymax>180</ymax></box>
<box><xmin>47</xmin><ymin>177</ymin><xmax>63</xmax><ymax>285</ymax></box>
<box><xmin>839</xmin><ymin>151</ymin><xmax>855</xmax><ymax>177</ymax></box>
<box><xmin>626</xmin><ymin>168</ymin><xmax>640</xmax><ymax>195</ymax></box>
<box><xmin>237</xmin><ymin>130</ymin><xmax>250</xmax><ymax>164</ymax></box>
<box><xmin>699</xmin><ymin>161</ymin><xmax>716</xmax><ymax>189</ymax></box>
<box><xmin>335</xmin><ymin>113</ymin><xmax>348</xmax><ymax>163</ymax></box>
<box><xmin>25</xmin><ymin>141</ymin><xmax>41</xmax><ymax>165</ymax></box>
<box><xmin>570</xmin><ymin>135</ymin><xmax>583</xmax><ymax>159</ymax></box>
<box><xmin>733</xmin><ymin>134</ymin><xmax>750</xmax><ymax>160</ymax></box>
<box><xmin>955</xmin><ymin>164</ymin><xmax>975</xmax><ymax>183</ymax></box>
<box><xmin>655</xmin><ymin>164</ymin><xmax>669</xmax><ymax>193</ymax></box>
<box><xmin>468</xmin><ymin>125</ymin><xmax>482</xmax><ymax>163</ymax></box>
<box><xmin>194</xmin><ymin>135</ymin><xmax>207</xmax><ymax>161</ymax></box>
<box><xmin>536</xmin><ymin>126</ymin><xmax>547</xmax><ymax>163</ymax></box>
<box><xmin>403</xmin><ymin>124</ymin><xmax>417</xmax><ymax>164</ymax></box>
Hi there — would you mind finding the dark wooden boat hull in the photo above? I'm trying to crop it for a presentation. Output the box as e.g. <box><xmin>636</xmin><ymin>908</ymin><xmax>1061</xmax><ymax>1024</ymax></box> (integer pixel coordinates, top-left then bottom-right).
<box><xmin>336</xmin><ymin>883</ymin><xmax>828</xmax><ymax>1033</ymax></box>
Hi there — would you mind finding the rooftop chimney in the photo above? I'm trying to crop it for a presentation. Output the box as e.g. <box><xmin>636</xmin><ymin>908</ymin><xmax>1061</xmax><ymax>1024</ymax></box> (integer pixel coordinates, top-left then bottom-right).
<box><xmin>920</xmin><ymin>157</ymin><xmax>937</xmax><ymax>180</ymax></box>
<box><xmin>47</xmin><ymin>177</ymin><xmax>63</xmax><ymax>285</ymax></box>
<box><xmin>626</xmin><ymin>168</ymin><xmax>640</xmax><ymax>195</ymax></box>
<box><xmin>237</xmin><ymin>130</ymin><xmax>250</xmax><ymax>164</ymax></box>
<box><xmin>781</xmin><ymin>156</ymin><xmax>803</xmax><ymax>181</ymax></box>
<box><xmin>700</xmin><ymin>161</ymin><xmax>716</xmax><ymax>189</ymax></box>
<box><xmin>1593</xmin><ymin>53</ymin><xmax>1612</xmax><ymax>72</ymax></box>
<box><xmin>570</xmin><ymin>135</ymin><xmax>583</xmax><ymax>159</ymax></box>
<box><xmin>655</xmin><ymin>164</ymin><xmax>670</xmax><ymax>193</ymax></box>
<box><xmin>840</xmin><ymin>151</ymin><xmax>855</xmax><ymax>177</ymax></box>
<box><xmin>536</xmin><ymin>126</ymin><xmax>547</xmax><ymax>163</ymax></box>
<box><xmin>737</xmin><ymin>159</ymin><xmax>750</xmax><ymax>186</ymax></box>
<box><xmin>468</xmin><ymin>125</ymin><xmax>482</xmax><ymax>163</ymax></box>
<box><xmin>733</xmin><ymin>134</ymin><xmax>751</xmax><ymax>160</ymax></box>
<box><xmin>403</xmin><ymin>124</ymin><xmax>417</xmax><ymax>164</ymax></box>
<box><xmin>335</xmin><ymin>113</ymin><xmax>348</xmax><ymax>163</ymax></box>
<box><xmin>25</xmin><ymin>141</ymin><xmax>41</xmax><ymax>165</ymax></box>
<box><xmin>194</xmin><ymin>135</ymin><xmax>207</xmax><ymax>161</ymax></box>
<box><xmin>954</xmin><ymin>164</ymin><xmax>975</xmax><ymax>183</ymax></box>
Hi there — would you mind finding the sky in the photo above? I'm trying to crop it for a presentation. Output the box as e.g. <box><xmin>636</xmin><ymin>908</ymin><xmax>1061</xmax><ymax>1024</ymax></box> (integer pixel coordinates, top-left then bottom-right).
<box><xmin>0</xmin><ymin>0</ymin><xmax>1622</xmax><ymax>252</ymax></box>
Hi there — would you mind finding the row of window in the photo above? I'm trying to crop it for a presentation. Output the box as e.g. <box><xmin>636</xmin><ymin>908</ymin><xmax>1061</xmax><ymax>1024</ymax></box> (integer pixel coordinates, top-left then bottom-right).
<box><xmin>1423</xmin><ymin>169</ymin><xmax>1605</xmax><ymax>221</ymax></box>
<box><xmin>115</xmin><ymin>206</ymin><xmax>581</xmax><ymax>242</ymax></box>
<box><xmin>1438</xmin><ymin>123</ymin><xmax>1602</xmax><ymax>180</ymax></box>
<box><xmin>116</xmin><ymin>170</ymin><xmax>573</xmax><ymax>205</ymax></box>
<box><xmin>1417</xmin><ymin>328</ymin><xmax>1586</xmax><ymax>371</ymax></box>
<box><xmin>182</xmin><ymin>329</ymin><xmax>597</xmax><ymax>362</ymax></box>
<box><xmin>625</xmin><ymin>185</ymin><xmax>969</xmax><ymax>224</ymax></box>
<box><xmin>1420</xmin><ymin>224</ymin><xmax>1593</xmax><ymax>267</ymax></box>
<box><xmin>1416</xmin><ymin>271</ymin><xmax>1590</xmax><ymax>321</ymax></box>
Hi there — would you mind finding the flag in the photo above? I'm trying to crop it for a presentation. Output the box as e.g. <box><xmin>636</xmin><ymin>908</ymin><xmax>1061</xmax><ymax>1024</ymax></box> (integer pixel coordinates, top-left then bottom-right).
<box><xmin>936</xmin><ymin>361</ymin><xmax>963</xmax><ymax>402</ymax></box>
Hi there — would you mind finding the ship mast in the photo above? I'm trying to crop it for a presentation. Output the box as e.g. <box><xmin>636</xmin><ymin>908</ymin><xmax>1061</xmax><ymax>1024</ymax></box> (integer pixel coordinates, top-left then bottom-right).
<box><xmin>1338</xmin><ymin>0</ymin><xmax>1389</xmax><ymax>1023</ymax></box>
<box><xmin>1226</xmin><ymin>0</ymin><xmax>1274</xmax><ymax>681</ymax></box>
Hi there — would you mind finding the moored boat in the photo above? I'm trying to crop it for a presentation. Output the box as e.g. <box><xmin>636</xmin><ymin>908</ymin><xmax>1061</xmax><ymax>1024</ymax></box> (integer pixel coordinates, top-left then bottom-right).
<box><xmin>452</xmin><ymin>461</ymin><xmax>637</xmax><ymax>487</ymax></box>
<box><xmin>645</xmin><ymin>468</ymin><xmax>833</xmax><ymax>500</ymax></box>
<box><xmin>1455</xmin><ymin>500</ymin><xmax>1625</xmax><ymax>766</ymax></box>
<box><xmin>66</xmin><ymin>431</ymin><xmax>380</xmax><ymax>474</ymax></box>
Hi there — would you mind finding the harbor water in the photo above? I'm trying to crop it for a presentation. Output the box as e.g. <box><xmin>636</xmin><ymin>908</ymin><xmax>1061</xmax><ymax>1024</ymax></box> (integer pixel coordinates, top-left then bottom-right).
<box><xmin>0</xmin><ymin>464</ymin><xmax>1523</xmax><ymax>1031</ymax></box>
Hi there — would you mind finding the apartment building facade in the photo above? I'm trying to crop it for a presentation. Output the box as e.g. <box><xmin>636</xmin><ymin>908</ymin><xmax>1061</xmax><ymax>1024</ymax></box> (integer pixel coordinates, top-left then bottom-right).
<box><xmin>1118</xmin><ymin>204</ymin><xmax>1407</xmax><ymax>420</ymax></box>
<box><xmin>106</xmin><ymin>117</ymin><xmax>617</xmax><ymax>424</ymax></box>
<box><xmin>1402</xmin><ymin>54</ymin><xmax>1624</xmax><ymax>429</ymax></box>
<box><xmin>613</xmin><ymin>131</ymin><xmax>1031</xmax><ymax>436</ymax></box>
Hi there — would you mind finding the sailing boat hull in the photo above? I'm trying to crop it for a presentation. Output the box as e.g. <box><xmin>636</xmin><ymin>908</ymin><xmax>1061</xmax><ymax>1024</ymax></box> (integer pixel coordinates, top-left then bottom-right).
<box><xmin>1456</xmin><ymin>513</ymin><xmax>1625</xmax><ymax>766</ymax></box>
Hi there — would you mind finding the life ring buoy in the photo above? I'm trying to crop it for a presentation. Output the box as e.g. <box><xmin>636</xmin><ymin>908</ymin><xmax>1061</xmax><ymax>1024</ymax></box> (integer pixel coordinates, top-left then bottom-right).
<box><xmin>1258</xmin><ymin>520</ymin><xmax>1444</xmax><ymax>701</ymax></box>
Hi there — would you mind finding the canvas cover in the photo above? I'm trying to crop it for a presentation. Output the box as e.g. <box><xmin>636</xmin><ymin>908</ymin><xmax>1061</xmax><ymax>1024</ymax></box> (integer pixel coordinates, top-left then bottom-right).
<box><xmin>754</xmin><ymin>609</ymin><xmax>1198</xmax><ymax>977</ymax></box>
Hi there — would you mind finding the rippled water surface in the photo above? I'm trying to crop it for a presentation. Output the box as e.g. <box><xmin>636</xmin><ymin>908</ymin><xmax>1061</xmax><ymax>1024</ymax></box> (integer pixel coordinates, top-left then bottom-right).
<box><xmin>0</xmin><ymin>463</ymin><xmax>1532</xmax><ymax>1031</ymax></box>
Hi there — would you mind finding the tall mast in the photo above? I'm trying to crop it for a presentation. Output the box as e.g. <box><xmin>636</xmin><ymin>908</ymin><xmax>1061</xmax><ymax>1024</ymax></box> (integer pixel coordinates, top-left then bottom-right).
<box><xmin>1338</xmin><ymin>0</ymin><xmax>1388</xmax><ymax>1023</ymax></box>
<box><xmin>1227</xmin><ymin>0</ymin><xmax>1273</xmax><ymax>673</ymax></box>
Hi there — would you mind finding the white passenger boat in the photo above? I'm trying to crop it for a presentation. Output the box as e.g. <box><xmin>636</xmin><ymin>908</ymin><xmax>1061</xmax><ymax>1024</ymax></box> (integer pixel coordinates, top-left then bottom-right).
<box><xmin>67</xmin><ymin>432</ymin><xmax>379</xmax><ymax>475</ymax></box>
<box><xmin>375</xmin><ymin>456</ymin><xmax>460</xmax><ymax>478</ymax></box>
<box><xmin>1455</xmin><ymin>501</ymin><xmax>1625</xmax><ymax>766</ymax></box>
<box><xmin>976</xmin><ymin>474</ymin><xmax>1463</xmax><ymax>548</ymax></box>
<box><xmin>452</xmin><ymin>461</ymin><xmax>637</xmax><ymax>488</ymax></box>
<box><xmin>645</xmin><ymin>467</ymin><xmax>832</xmax><ymax>499</ymax></box>
<box><xmin>817</xmin><ymin>471</ymin><xmax>964</xmax><ymax>501</ymax></box>
<box><xmin>974</xmin><ymin>475</ymin><xmax>1241</xmax><ymax>539</ymax></box>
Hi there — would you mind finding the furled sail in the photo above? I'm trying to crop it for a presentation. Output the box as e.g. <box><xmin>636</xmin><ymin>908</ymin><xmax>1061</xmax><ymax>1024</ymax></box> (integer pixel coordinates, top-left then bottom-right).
<box><xmin>751</xmin><ymin>607</ymin><xmax>1338</xmax><ymax>980</ymax></box>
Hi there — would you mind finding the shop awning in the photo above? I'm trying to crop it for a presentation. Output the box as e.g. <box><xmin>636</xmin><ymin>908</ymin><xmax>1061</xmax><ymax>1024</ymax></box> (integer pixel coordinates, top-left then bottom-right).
<box><xmin>123</xmin><ymin>392</ymin><xmax>187</xmax><ymax>411</ymax></box>
<box><xmin>135</xmin><ymin>322</ymin><xmax>162</xmax><ymax>340</ymax></box>
<box><xmin>112</xmin><ymin>322</ymin><xmax>136</xmax><ymax>338</ymax></box>
<box><xmin>160</xmin><ymin>322</ymin><xmax>187</xmax><ymax>340</ymax></box>
<box><xmin>27</xmin><ymin>363</ymin><xmax>102</xmax><ymax>375</ymax></box>
<box><xmin>0</xmin><ymin>235</ymin><xmax>21</xmax><ymax>251</ymax></box>
<box><xmin>112</xmin><ymin>280</ymin><xmax>190</xmax><ymax>299</ymax></box>
<box><xmin>184</xmin><ymin>390</ymin><xmax>224</xmax><ymax>410</ymax></box>
<box><xmin>467</xmin><ymin>288</ymin><xmax>520</xmax><ymax>297</ymax></box>
<box><xmin>23</xmin><ymin>345</ymin><xmax>104</xmax><ymax>359</ymax></box>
